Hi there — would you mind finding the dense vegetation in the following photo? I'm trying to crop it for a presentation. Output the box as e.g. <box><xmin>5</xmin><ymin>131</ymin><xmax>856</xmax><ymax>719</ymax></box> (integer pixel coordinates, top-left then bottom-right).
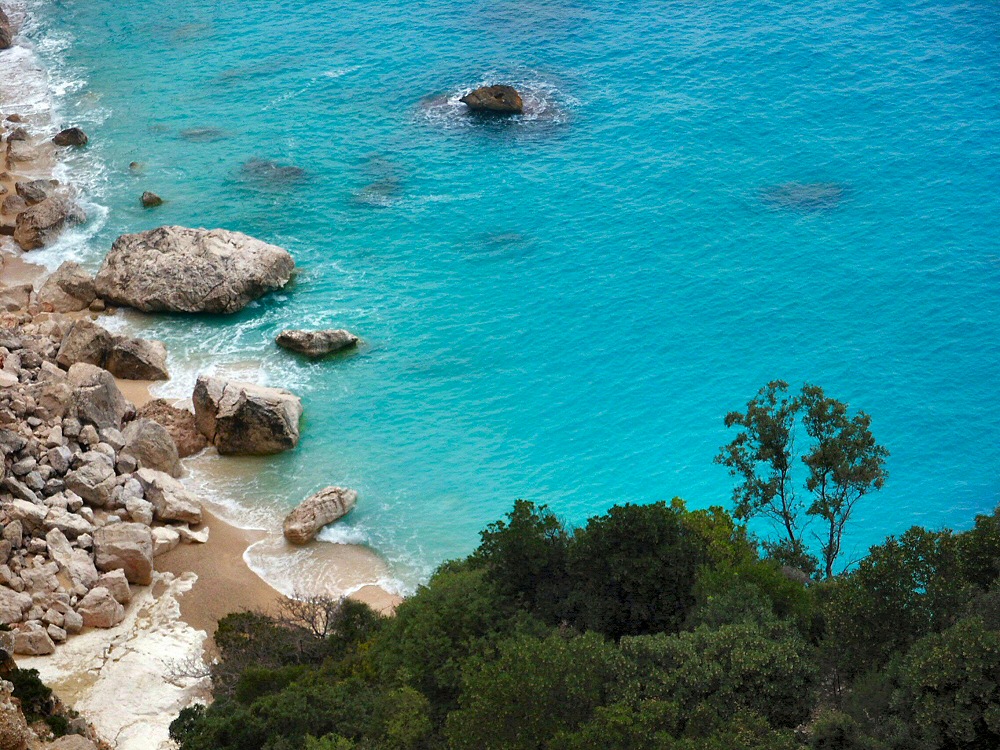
<box><xmin>169</xmin><ymin>499</ymin><xmax>1000</xmax><ymax>750</ymax></box>
<box><xmin>169</xmin><ymin>384</ymin><xmax>1000</xmax><ymax>750</ymax></box>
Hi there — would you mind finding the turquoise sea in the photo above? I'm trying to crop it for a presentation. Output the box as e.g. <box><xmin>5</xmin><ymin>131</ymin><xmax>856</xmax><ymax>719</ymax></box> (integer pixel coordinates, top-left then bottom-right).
<box><xmin>7</xmin><ymin>0</ymin><xmax>1000</xmax><ymax>591</ymax></box>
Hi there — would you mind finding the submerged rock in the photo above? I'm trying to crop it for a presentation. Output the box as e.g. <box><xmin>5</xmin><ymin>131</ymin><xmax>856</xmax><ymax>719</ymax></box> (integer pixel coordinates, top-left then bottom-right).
<box><xmin>179</xmin><ymin>127</ymin><xmax>228</xmax><ymax>143</ymax></box>
<box><xmin>759</xmin><ymin>182</ymin><xmax>846</xmax><ymax>212</ymax></box>
<box><xmin>13</xmin><ymin>197</ymin><xmax>86</xmax><ymax>251</ymax></box>
<box><xmin>460</xmin><ymin>85</ymin><xmax>524</xmax><ymax>114</ymax></box>
<box><xmin>192</xmin><ymin>375</ymin><xmax>303</xmax><ymax>455</ymax></box>
<box><xmin>276</xmin><ymin>329</ymin><xmax>360</xmax><ymax>358</ymax></box>
<box><xmin>94</xmin><ymin>226</ymin><xmax>295</xmax><ymax>313</ymax></box>
<box><xmin>52</xmin><ymin>127</ymin><xmax>89</xmax><ymax>147</ymax></box>
<box><xmin>283</xmin><ymin>486</ymin><xmax>358</xmax><ymax>545</ymax></box>
<box><xmin>239</xmin><ymin>158</ymin><xmax>307</xmax><ymax>186</ymax></box>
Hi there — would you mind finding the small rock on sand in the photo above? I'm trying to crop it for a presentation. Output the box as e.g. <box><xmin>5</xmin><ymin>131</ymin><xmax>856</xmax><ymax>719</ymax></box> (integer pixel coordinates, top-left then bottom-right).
<box><xmin>283</xmin><ymin>486</ymin><xmax>358</xmax><ymax>545</ymax></box>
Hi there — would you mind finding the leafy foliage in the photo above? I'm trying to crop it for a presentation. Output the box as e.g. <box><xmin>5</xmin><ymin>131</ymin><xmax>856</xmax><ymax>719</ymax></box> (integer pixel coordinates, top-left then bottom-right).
<box><xmin>170</xmin><ymin>496</ymin><xmax>1000</xmax><ymax>750</ymax></box>
<box><xmin>718</xmin><ymin>382</ymin><xmax>888</xmax><ymax>577</ymax></box>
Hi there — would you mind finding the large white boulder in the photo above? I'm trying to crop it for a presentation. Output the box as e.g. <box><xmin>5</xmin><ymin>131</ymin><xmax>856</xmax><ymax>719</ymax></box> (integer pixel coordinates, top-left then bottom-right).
<box><xmin>94</xmin><ymin>226</ymin><xmax>294</xmax><ymax>313</ymax></box>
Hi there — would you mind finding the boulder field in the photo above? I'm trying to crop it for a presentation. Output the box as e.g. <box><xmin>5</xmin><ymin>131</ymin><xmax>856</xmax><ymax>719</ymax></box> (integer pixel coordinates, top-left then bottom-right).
<box><xmin>0</xmin><ymin>310</ymin><xmax>210</xmax><ymax>656</ymax></box>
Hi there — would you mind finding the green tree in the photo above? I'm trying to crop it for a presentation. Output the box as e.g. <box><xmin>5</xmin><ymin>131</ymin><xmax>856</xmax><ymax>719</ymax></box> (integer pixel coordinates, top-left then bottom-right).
<box><xmin>372</xmin><ymin>565</ymin><xmax>516</xmax><ymax>710</ymax></box>
<box><xmin>689</xmin><ymin>559</ymin><xmax>818</xmax><ymax>638</ymax></box>
<box><xmin>614</xmin><ymin>622</ymin><xmax>817</xmax><ymax>730</ymax></box>
<box><xmin>565</xmin><ymin>501</ymin><xmax>725</xmax><ymax>638</ymax></box>
<box><xmin>718</xmin><ymin>382</ymin><xmax>888</xmax><ymax>578</ymax></box>
<box><xmin>716</xmin><ymin>381</ymin><xmax>804</xmax><ymax>554</ymax></box>
<box><xmin>445</xmin><ymin>632</ymin><xmax>619</xmax><ymax>750</ymax></box>
<box><xmin>475</xmin><ymin>499</ymin><xmax>570</xmax><ymax>621</ymax></box>
<box><xmin>958</xmin><ymin>506</ymin><xmax>1000</xmax><ymax>590</ymax></box>
<box><xmin>799</xmin><ymin>384</ymin><xmax>889</xmax><ymax>579</ymax></box>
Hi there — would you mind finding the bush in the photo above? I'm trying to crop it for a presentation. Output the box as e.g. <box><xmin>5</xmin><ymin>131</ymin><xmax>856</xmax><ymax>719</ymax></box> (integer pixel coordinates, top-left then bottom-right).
<box><xmin>372</xmin><ymin>566</ymin><xmax>515</xmax><ymax>710</ymax></box>
<box><xmin>9</xmin><ymin>668</ymin><xmax>54</xmax><ymax>721</ymax></box>
<box><xmin>822</xmin><ymin>527</ymin><xmax>973</xmax><ymax>678</ymax></box>
<box><xmin>891</xmin><ymin>617</ymin><xmax>1000</xmax><ymax>749</ymax></box>
<box><xmin>615</xmin><ymin>622</ymin><xmax>817</xmax><ymax>730</ymax></box>
<box><xmin>565</xmin><ymin>501</ymin><xmax>742</xmax><ymax>638</ymax></box>
<box><xmin>445</xmin><ymin>631</ymin><xmax>619</xmax><ymax>750</ymax></box>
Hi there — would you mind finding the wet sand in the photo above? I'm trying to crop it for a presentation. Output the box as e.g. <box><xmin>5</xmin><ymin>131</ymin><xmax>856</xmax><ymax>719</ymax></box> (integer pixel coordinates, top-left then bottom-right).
<box><xmin>158</xmin><ymin>509</ymin><xmax>283</xmax><ymax>645</ymax></box>
<box><xmin>160</xmin><ymin>508</ymin><xmax>402</xmax><ymax>654</ymax></box>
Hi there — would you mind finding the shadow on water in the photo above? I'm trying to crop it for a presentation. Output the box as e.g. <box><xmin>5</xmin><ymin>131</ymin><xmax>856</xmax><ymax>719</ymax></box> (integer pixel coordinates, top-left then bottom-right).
<box><xmin>759</xmin><ymin>182</ymin><xmax>848</xmax><ymax>212</ymax></box>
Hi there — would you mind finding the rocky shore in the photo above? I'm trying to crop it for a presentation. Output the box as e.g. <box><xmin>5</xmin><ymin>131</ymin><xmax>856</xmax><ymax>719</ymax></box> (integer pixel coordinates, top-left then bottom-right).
<box><xmin>0</xmin><ymin>5</ymin><xmax>400</xmax><ymax>748</ymax></box>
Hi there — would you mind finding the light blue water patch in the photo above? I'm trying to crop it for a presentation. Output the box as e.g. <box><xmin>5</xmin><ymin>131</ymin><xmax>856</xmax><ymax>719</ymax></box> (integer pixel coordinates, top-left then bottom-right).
<box><xmin>16</xmin><ymin>0</ymin><xmax>1000</xmax><ymax>587</ymax></box>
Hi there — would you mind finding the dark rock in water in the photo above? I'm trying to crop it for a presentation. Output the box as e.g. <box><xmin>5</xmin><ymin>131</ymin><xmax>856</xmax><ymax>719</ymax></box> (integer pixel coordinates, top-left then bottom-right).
<box><xmin>239</xmin><ymin>158</ymin><xmax>307</xmax><ymax>186</ymax></box>
<box><xmin>193</xmin><ymin>375</ymin><xmax>303</xmax><ymax>455</ymax></box>
<box><xmin>52</xmin><ymin>127</ymin><xmax>88</xmax><ymax>147</ymax></box>
<box><xmin>460</xmin><ymin>85</ymin><xmax>524</xmax><ymax>114</ymax></box>
<box><xmin>759</xmin><ymin>182</ymin><xmax>846</xmax><ymax>212</ymax></box>
<box><xmin>129</xmin><ymin>161</ymin><xmax>143</xmax><ymax>171</ymax></box>
<box><xmin>179</xmin><ymin>127</ymin><xmax>228</xmax><ymax>143</ymax></box>
<box><xmin>6</xmin><ymin>127</ymin><xmax>28</xmax><ymax>142</ymax></box>
<box><xmin>276</xmin><ymin>329</ymin><xmax>360</xmax><ymax>359</ymax></box>
<box><xmin>15</xmin><ymin>180</ymin><xmax>51</xmax><ymax>206</ymax></box>
<box><xmin>0</xmin><ymin>8</ymin><xmax>12</xmax><ymax>50</ymax></box>
<box><xmin>5</xmin><ymin>114</ymin><xmax>24</xmax><ymax>124</ymax></box>
<box><xmin>140</xmin><ymin>191</ymin><xmax>163</xmax><ymax>208</ymax></box>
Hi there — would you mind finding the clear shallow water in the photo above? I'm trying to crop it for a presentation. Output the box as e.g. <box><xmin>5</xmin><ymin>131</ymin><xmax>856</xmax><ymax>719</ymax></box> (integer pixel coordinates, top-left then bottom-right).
<box><xmin>8</xmin><ymin>0</ymin><xmax>1000</xmax><ymax>590</ymax></box>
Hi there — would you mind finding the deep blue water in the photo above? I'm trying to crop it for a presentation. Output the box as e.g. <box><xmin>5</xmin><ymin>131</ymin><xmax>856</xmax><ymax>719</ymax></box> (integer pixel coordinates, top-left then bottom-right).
<box><xmin>12</xmin><ymin>0</ymin><xmax>1000</xmax><ymax>589</ymax></box>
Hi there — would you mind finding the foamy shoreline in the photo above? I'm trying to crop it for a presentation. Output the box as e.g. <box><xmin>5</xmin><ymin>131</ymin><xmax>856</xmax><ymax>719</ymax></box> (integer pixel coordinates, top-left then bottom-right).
<box><xmin>1</xmin><ymin>3</ymin><xmax>401</xmax><ymax>747</ymax></box>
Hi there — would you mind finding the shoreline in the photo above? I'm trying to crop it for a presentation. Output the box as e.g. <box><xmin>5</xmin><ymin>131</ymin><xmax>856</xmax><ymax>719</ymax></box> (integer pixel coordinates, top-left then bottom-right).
<box><xmin>0</xmin><ymin>3</ymin><xmax>403</xmax><ymax>747</ymax></box>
